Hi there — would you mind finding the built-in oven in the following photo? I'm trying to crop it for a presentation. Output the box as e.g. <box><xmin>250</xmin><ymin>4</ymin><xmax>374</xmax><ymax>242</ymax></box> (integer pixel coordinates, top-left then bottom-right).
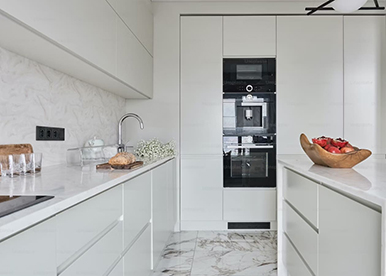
<box><xmin>223</xmin><ymin>58</ymin><xmax>276</xmax><ymax>93</ymax></box>
<box><xmin>223</xmin><ymin>136</ymin><xmax>276</xmax><ymax>188</ymax></box>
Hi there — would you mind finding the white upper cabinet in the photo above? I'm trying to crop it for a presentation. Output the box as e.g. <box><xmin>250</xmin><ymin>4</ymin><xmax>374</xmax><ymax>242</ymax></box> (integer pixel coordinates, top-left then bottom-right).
<box><xmin>277</xmin><ymin>16</ymin><xmax>344</xmax><ymax>154</ymax></box>
<box><xmin>107</xmin><ymin>0</ymin><xmax>153</xmax><ymax>55</ymax></box>
<box><xmin>223</xmin><ymin>16</ymin><xmax>276</xmax><ymax>56</ymax></box>
<box><xmin>117</xmin><ymin>19</ymin><xmax>153</xmax><ymax>98</ymax></box>
<box><xmin>0</xmin><ymin>0</ymin><xmax>117</xmax><ymax>75</ymax></box>
<box><xmin>343</xmin><ymin>16</ymin><xmax>385</xmax><ymax>153</ymax></box>
<box><xmin>0</xmin><ymin>0</ymin><xmax>153</xmax><ymax>98</ymax></box>
<box><xmin>180</xmin><ymin>16</ymin><xmax>223</xmax><ymax>156</ymax></box>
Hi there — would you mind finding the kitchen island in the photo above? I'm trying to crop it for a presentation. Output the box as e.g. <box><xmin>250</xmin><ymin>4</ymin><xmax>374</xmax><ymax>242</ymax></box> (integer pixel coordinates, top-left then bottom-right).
<box><xmin>0</xmin><ymin>157</ymin><xmax>176</xmax><ymax>275</ymax></box>
<box><xmin>277</xmin><ymin>154</ymin><xmax>386</xmax><ymax>276</ymax></box>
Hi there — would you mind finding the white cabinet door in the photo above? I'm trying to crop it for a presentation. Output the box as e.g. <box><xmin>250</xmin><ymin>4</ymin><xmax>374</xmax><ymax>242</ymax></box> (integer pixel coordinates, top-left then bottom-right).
<box><xmin>56</xmin><ymin>185</ymin><xmax>123</xmax><ymax>266</ymax></box>
<box><xmin>123</xmin><ymin>172</ymin><xmax>151</xmax><ymax>249</ymax></box>
<box><xmin>223</xmin><ymin>16</ymin><xmax>276</xmax><ymax>56</ymax></box>
<box><xmin>343</xmin><ymin>16</ymin><xmax>386</xmax><ymax>153</ymax></box>
<box><xmin>181</xmin><ymin>156</ymin><xmax>223</xmax><ymax>221</ymax></box>
<box><xmin>124</xmin><ymin>225</ymin><xmax>152</xmax><ymax>276</ymax></box>
<box><xmin>319</xmin><ymin>185</ymin><xmax>381</xmax><ymax>276</ymax></box>
<box><xmin>0</xmin><ymin>0</ymin><xmax>118</xmax><ymax>74</ymax></box>
<box><xmin>0</xmin><ymin>218</ymin><xmax>56</xmax><ymax>276</ymax></box>
<box><xmin>277</xmin><ymin>16</ymin><xmax>344</xmax><ymax>154</ymax></box>
<box><xmin>107</xmin><ymin>0</ymin><xmax>153</xmax><ymax>55</ymax></box>
<box><xmin>152</xmin><ymin>160</ymin><xmax>175</xmax><ymax>268</ymax></box>
<box><xmin>180</xmin><ymin>16</ymin><xmax>223</xmax><ymax>156</ymax></box>
<box><xmin>223</xmin><ymin>188</ymin><xmax>276</xmax><ymax>222</ymax></box>
<box><xmin>61</xmin><ymin>222</ymin><xmax>123</xmax><ymax>276</ymax></box>
<box><xmin>117</xmin><ymin>19</ymin><xmax>153</xmax><ymax>98</ymax></box>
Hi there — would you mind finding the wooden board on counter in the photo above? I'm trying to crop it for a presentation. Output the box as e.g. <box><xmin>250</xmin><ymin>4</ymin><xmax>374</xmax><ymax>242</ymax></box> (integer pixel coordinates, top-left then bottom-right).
<box><xmin>96</xmin><ymin>161</ymin><xmax>144</xmax><ymax>170</ymax></box>
<box><xmin>0</xmin><ymin>144</ymin><xmax>33</xmax><ymax>155</ymax></box>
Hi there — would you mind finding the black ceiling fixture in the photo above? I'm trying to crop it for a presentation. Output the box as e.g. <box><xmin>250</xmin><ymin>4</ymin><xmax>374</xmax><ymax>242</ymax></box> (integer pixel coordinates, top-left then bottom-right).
<box><xmin>306</xmin><ymin>0</ymin><xmax>385</xmax><ymax>15</ymax></box>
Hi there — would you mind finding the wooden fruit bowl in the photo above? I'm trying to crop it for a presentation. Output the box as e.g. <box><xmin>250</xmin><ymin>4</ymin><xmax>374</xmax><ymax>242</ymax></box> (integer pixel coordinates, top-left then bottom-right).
<box><xmin>300</xmin><ymin>133</ymin><xmax>372</xmax><ymax>168</ymax></box>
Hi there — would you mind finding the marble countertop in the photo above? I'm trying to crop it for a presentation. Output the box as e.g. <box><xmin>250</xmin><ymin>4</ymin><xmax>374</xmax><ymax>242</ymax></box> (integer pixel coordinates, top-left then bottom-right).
<box><xmin>0</xmin><ymin>157</ymin><xmax>174</xmax><ymax>241</ymax></box>
<box><xmin>278</xmin><ymin>154</ymin><xmax>386</xmax><ymax>208</ymax></box>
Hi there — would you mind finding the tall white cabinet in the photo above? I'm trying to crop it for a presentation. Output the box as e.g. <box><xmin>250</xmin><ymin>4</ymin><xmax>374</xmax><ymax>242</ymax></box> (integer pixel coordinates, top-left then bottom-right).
<box><xmin>223</xmin><ymin>16</ymin><xmax>276</xmax><ymax>57</ymax></box>
<box><xmin>277</xmin><ymin>16</ymin><xmax>344</xmax><ymax>154</ymax></box>
<box><xmin>343</xmin><ymin>16</ymin><xmax>386</xmax><ymax>154</ymax></box>
<box><xmin>180</xmin><ymin>16</ymin><xmax>223</xmax><ymax>229</ymax></box>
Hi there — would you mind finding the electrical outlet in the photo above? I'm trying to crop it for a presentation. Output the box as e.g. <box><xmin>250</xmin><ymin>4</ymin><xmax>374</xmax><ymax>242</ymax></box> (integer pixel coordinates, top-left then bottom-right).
<box><xmin>36</xmin><ymin>126</ymin><xmax>65</xmax><ymax>141</ymax></box>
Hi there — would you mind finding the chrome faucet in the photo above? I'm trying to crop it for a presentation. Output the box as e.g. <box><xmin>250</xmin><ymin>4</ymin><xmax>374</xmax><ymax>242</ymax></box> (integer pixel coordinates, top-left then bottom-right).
<box><xmin>118</xmin><ymin>113</ymin><xmax>144</xmax><ymax>152</ymax></box>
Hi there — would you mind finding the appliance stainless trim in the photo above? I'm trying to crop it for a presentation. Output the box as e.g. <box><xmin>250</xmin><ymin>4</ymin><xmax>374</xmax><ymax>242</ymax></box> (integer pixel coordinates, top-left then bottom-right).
<box><xmin>0</xmin><ymin>195</ymin><xmax>54</xmax><ymax>218</ymax></box>
<box><xmin>227</xmin><ymin>145</ymin><xmax>274</xmax><ymax>149</ymax></box>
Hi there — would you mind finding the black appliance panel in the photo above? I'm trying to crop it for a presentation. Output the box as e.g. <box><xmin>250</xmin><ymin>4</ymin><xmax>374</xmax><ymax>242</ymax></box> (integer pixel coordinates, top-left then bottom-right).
<box><xmin>223</xmin><ymin>58</ymin><xmax>276</xmax><ymax>93</ymax></box>
<box><xmin>223</xmin><ymin>139</ymin><xmax>276</xmax><ymax>188</ymax></box>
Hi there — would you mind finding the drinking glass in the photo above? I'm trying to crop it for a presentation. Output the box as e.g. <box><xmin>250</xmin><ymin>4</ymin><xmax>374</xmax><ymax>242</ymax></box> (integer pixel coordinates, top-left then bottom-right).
<box><xmin>28</xmin><ymin>153</ymin><xmax>42</xmax><ymax>173</ymax></box>
<box><xmin>13</xmin><ymin>154</ymin><xmax>27</xmax><ymax>175</ymax></box>
<box><xmin>0</xmin><ymin>155</ymin><xmax>17</xmax><ymax>177</ymax></box>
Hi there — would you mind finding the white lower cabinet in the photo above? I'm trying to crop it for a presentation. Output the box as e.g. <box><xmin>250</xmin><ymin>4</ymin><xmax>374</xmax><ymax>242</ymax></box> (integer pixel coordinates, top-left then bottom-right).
<box><xmin>223</xmin><ymin>189</ymin><xmax>276</xmax><ymax>222</ymax></box>
<box><xmin>319</xmin><ymin>185</ymin><xmax>381</xmax><ymax>276</ymax></box>
<box><xmin>283</xmin><ymin>168</ymin><xmax>382</xmax><ymax>276</ymax></box>
<box><xmin>108</xmin><ymin>225</ymin><xmax>152</xmax><ymax>276</ymax></box>
<box><xmin>56</xmin><ymin>185</ymin><xmax>123</xmax><ymax>266</ymax></box>
<box><xmin>61</xmin><ymin>222</ymin><xmax>123</xmax><ymax>276</ymax></box>
<box><xmin>283</xmin><ymin>234</ymin><xmax>313</xmax><ymax>276</ymax></box>
<box><xmin>124</xmin><ymin>225</ymin><xmax>152</xmax><ymax>276</ymax></box>
<box><xmin>284</xmin><ymin>201</ymin><xmax>317</xmax><ymax>274</ymax></box>
<box><xmin>0</xmin><ymin>160</ymin><xmax>175</xmax><ymax>276</ymax></box>
<box><xmin>181</xmin><ymin>156</ymin><xmax>223</xmax><ymax>222</ymax></box>
<box><xmin>123</xmin><ymin>172</ymin><xmax>151</xmax><ymax>248</ymax></box>
<box><xmin>152</xmin><ymin>160</ymin><xmax>175</xmax><ymax>268</ymax></box>
<box><xmin>0</xmin><ymin>218</ymin><xmax>56</xmax><ymax>276</ymax></box>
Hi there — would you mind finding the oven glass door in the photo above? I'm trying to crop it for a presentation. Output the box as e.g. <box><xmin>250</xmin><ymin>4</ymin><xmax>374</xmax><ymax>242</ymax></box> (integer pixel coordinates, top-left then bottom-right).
<box><xmin>223</xmin><ymin>145</ymin><xmax>276</xmax><ymax>188</ymax></box>
<box><xmin>231</xmin><ymin>152</ymin><xmax>268</xmax><ymax>178</ymax></box>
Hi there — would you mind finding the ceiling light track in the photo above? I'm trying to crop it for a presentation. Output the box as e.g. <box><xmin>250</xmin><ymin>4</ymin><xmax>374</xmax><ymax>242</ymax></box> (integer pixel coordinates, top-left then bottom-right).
<box><xmin>306</xmin><ymin>0</ymin><xmax>385</xmax><ymax>15</ymax></box>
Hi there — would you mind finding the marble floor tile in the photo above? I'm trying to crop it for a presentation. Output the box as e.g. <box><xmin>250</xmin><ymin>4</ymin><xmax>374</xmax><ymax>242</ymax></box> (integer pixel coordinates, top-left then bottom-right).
<box><xmin>153</xmin><ymin>248</ymin><xmax>194</xmax><ymax>276</ymax></box>
<box><xmin>191</xmin><ymin>249</ymin><xmax>277</xmax><ymax>276</ymax></box>
<box><xmin>166</xmin><ymin>231</ymin><xmax>198</xmax><ymax>251</ymax></box>
<box><xmin>153</xmin><ymin>231</ymin><xmax>277</xmax><ymax>276</ymax></box>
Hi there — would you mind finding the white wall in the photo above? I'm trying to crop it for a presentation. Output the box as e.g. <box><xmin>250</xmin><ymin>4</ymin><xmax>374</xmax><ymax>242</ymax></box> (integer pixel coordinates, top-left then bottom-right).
<box><xmin>0</xmin><ymin>46</ymin><xmax>126</xmax><ymax>166</ymax></box>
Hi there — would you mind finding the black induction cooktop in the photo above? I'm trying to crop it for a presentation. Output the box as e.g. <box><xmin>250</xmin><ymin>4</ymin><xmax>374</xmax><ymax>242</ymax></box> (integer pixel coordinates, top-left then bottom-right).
<box><xmin>0</xmin><ymin>195</ymin><xmax>54</xmax><ymax>218</ymax></box>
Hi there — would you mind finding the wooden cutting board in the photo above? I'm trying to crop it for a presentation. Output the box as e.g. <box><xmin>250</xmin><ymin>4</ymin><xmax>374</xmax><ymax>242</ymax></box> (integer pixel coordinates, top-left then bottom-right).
<box><xmin>0</xmin><ymin>144</ymin><xmax>33</xmax><ymax>155</ymax></box>
<box><xmin>96</xmin><ymin>161</ymin><xmax>144</xmax><ymax>170</ymax></box>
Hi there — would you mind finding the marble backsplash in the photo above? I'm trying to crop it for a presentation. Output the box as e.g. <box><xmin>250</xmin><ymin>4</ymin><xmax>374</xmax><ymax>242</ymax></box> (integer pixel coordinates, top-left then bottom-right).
<box><xmin>0</xmin><ymin>46</ymin><xmax>126</xmax><ymax>166</ymax></box>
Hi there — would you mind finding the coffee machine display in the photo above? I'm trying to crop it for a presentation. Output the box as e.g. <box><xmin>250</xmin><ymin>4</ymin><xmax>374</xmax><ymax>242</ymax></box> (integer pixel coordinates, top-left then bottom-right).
<box><xmin>223</xmin><ymin>93</ymin><xmax>275</xmax><ymax>136</ymax></box>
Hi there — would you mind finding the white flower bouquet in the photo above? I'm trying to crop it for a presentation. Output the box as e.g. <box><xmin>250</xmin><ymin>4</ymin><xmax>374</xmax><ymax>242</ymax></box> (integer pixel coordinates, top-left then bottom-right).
<box><xmin>135</xmin><ymin>139</ymin><xmax>176</xmax><ymax>161</ymax></box>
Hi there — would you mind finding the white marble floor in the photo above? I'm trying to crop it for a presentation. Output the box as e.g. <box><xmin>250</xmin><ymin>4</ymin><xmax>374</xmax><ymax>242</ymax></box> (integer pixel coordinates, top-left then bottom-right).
<box><xmin>152</xmin><ymin>231</ymin><xmax>278</xmax><ymax>276</ymax></box>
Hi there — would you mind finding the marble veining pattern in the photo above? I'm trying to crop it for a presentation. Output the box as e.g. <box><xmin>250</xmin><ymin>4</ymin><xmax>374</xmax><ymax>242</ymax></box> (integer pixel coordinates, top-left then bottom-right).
<box><xmin>0</xmin><ymin>46</ymin><xmax>126</xmax><ymax>166</ymax></box>
<box><xmin>153</xmin><ymin>231</ymin><xmax>277</xmax><ymax>276</ymax></box>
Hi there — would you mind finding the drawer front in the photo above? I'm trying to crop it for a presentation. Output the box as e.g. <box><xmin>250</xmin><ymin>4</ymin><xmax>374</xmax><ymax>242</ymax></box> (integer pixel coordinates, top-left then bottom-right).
<box><xmin>57</xmin><ymin>185</ymin><xmax>123</xmax><ymax>265</ymax></box>
<box><xmin>284</xmin><ymin>201</ymin><xmax>317</xmax><ymax>274</ymax></box>
<box><xmin>283</xmin><ymin>234</ymin><xmax>313</xmax><ymax>276</ymax></box>
<box><xmin>61</xmin><ymin>221</ymin><xmax>123</xmax><ymax>276</ymax></box>
<box><xmin>108</xmin><ymin>257</ymin><xmax>123</xmax><ymax>276</ymax></box>
<box><xmin>224</xmin><ymin>189</ymin><xmax>276</xmax><ymax>221</ymax></box>
<box><xmin>284</xmin><ymin>169</ymin><xmax>318</xmax><ymax>227</ymax></box>
<box><xmin>124</xmin><ymin>172</ymin><xmax>151</xmax><ymax>248</ymax></box>
<box><xmin>124</xmin><ymin>225</ymin><xmax>151</xmax><ymax>276</ymax></box>
<box><xmin>0</xmin><ymin>218</ymin><xmax>56</xmax><ymax>276</ymax></box>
